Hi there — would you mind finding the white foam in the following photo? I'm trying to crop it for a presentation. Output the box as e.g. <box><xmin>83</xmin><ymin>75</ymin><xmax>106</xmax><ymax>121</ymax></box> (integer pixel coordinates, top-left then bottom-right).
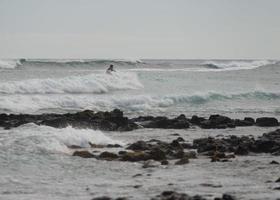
<box><xmin>1</xmin><ymin>90</ymin><xmax>279</xmax><ymax>114</ymax></box>
<box><xmin>0</xmin><ymin>59</ymin><xmax>21</xmax><ymax>69</ymax></box>
<box><xmin>201</xmin><ymin>60</ymin><xmax>275</xmax><ymax>71</ymax></box>
<box><xmin>0</xmin><ymin>72</ymin><xmax>143</xmax><ymax>94</ymax></box>
<box><xmin>0</xmin><ymin>123</ymin><xmax>123</xmax><ymax>154</ymax></box>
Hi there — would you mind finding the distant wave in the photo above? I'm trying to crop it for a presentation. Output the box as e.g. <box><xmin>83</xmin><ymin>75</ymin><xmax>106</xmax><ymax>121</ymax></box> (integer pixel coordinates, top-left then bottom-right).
<box><xmin>201</xmin><ymin>60</ymin><xmax>276</xmax><ymax>71</ymax></box>
<box><xmin>0</xmin><ymin>59</ymin><xmax>22</xmax><ymax>69</ymax></box>
<box><xmin>0</xmin><ymin>72</ymin><xmax>143</xmax><ymax>94</ymax></box>
<box><xmin>20</xmin><ymin>58</ymin><xmax>143</xmax><ymax>66</ymax></box>
<box><xmin>1</xmin><ymin>90</ymin><xmax>279</xmax><ymax>114</ymax></box>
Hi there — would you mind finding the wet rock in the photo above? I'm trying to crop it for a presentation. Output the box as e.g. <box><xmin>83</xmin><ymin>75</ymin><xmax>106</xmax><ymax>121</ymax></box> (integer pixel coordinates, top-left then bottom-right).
<box><xmin>151</xmin><ymin>191</ymin><xmax>206</xmax><ymax>200</ymax></box>
<box><xmin>190</xmin><ymin>115</ymin><xmax>206</xmax><ymax>125</ymax></box>
<box><xmin>193</xmin><ymin>129</ymin><xmax>280</xmax><ymax>155</ymax></box>
<box><xmin>161</xmin><ymin>160</ymin><xmax>169</xmax><ymax>165</ymax></box>
<box><xmin>72</xmin><ymin>151</ymin><xmax>95</xmax><ymax>158</ymax></box>
<box><xmin>149</xmin><ymin>148</ymin><xmax>166</xmax><ymax>161</ymax></box>
<box><xmin>256</xmin><ymin>117</ymin><xmax>279</xmax><ymax>127</ymax></box>
<box><xmin>200</xmin><ymin>183</ymin><xmax>222</xmax><ymax>188</ymax></box>
<box><xmin>121</xmin><ymin>151</ymin><xmax>150</xmax><ymax>162</ymax></box>
<box><xmin>106</xmin><ymin>144</ymin><xmax>122</xmax><ymax>148</ymax></box>
<box><xmin>127</xmin><ymin>141</ymin><xmax>150</xmax><ymax>151</ymax></box>
<box><xmin>142</xmin><ymin>160</ymin><xmax>157</xmax><ymax>168</ymax></box>
<box><xmin>214</xmin><ymin>194</ymin><xmax>236</xmax><ymax>200</ymax></box>
<box><xmin>175</xmin><ymin>157</ymin><xmax>189</xmax><ymax>165</ymax></box>
<box><xmin>133</xmin><ymin>115</ymin><xmax>190</xmax><ymax>129</ymax></box>
<box><xmin>92</xmin><ymin>197</ymin><xmax>112</xmax><ymax>200</ymax></box>
<box><xmin>0</xmin><ymin>109</ymin><xmax>139</xmax><ymax>131</ymax></box>
<box><xmin>99</xmin><ymin>152</ymin><xmax>119</xmax><ymax>160</ymax></box>
<box><xmin>200</xmin><ymin>115</ymin><xmax>235</xmax><ymax>129</ymax></box>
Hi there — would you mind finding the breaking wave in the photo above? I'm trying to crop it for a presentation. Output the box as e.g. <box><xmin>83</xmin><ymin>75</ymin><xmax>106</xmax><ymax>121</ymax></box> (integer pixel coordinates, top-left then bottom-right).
<box><xmin>201</xmin><ymin>60</ymin><xmax>276</xmax><ymax>71</ymax></box>
<box><xmin>0</xmin><ymin>72</ymin><xmax>143</xmax><ymax>94</ymax></box>
<box><xmin>1</xmin><ymin>90</ymin><xmax>279</xmax><ymax>114</ymax></box>
<box><xmin>0</xmin><ymin>124</ymin><xmax>123</xmax><ymax>154</ymax></box>
<box><xmin>0</xmin><ymin>59</ymin><xmax>22</xmax><ymax>69</ymax></box>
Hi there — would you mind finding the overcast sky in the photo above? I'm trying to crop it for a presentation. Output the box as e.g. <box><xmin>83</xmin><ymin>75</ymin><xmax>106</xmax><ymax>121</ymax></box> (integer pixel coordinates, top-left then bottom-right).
<box><xmin>0</xmin><ymin>0</ymin><xmax>279</xmax><ymax>59</ymax></box>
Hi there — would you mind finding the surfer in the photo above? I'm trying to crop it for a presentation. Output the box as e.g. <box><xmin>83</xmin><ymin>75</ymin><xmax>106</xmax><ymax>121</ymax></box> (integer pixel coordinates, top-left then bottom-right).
<box><xmin>106</xmin><ymin>64</ymin><xmax>116</xmax><ymax>74</ymax></box>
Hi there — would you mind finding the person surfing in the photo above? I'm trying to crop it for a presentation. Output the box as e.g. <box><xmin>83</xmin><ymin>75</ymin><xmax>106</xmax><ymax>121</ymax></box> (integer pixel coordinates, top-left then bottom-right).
<box><xmin>106</xmin><ymin>64</ymin><xmax>116</xmax><ymax>74</ymax></box>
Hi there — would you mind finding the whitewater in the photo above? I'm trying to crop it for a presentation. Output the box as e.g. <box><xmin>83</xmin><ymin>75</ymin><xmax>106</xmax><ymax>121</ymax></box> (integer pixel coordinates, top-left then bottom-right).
<box><xmin>1</xmin><ymin>59</ymin><xmax>280</xmax><ymax>200</ymax></box>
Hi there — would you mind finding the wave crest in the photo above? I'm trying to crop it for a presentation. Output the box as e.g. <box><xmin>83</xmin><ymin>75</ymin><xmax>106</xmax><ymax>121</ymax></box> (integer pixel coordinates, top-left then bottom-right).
<box><xmin>1</xmin><ymin>90</ymin><xmax>279</xmax><ymax>114</ymax></box>
<box><xmin>0</xmin><ymin>72</ymin><xmax>143</xmax><ymax>94</ymax></box>
<box><xmin>0</xmin><ymin>124</ymin><xmax>123</xmax><ymax>154</ymax></box>
<box><xmin>0</xmin><ymin>59</ymin><xmax>22</xmax><ymax>69</ymax></box>
<box><xmin>201</xmin><ymin>60</ymin><xmax>276</xmax><ymax>71</ymax></box>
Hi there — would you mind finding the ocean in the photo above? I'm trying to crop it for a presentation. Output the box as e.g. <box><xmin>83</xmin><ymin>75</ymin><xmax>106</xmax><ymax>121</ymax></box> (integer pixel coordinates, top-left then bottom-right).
<box><xmin>0</xmin><ymin>59</ymin><xmax>280</xmax><ymax>199</ymax></box>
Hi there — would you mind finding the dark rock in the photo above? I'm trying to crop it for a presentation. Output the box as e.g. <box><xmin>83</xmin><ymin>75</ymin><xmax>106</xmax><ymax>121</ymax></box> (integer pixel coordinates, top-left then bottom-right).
<box><xmin>175</xmin><ymin>157</ymin><xmax>189</xmax><ymax>165</ymax></box>
<box><xmin>256</xmin><ymin>117</ymin><xmax>279</xmax><ymax>127</ymax></box>
<box><xmin>106</xmin><ymin>144</ymin><xmax>122</xmax><ymax>148</ymax></box>
<box><xmin>121</xmin><ymin>151</ymin><xmax>150</xmax><ymax>162</ymax></box>
<box><xmin>221</xmin><ymin>194</ymin><xmax>236</xmax><ymax>200</ymax></box>
<box><xmin>73</xmin><ymin>151</ymin><xmax>95</xmax><ymax>158</ymax></box>
<box><xmin>151</xmin><ymin>191</ymin><xmax>206</xmax><ymax>200</ymax></box>
<box><xmin>118</xmin><ymin>151</ymin><xmax>127</xmax><ymax>155</ymax></box>
<box><xmin>149</xmin><ymin>148</ymin><xmax>166</xmax><ymax>161</ymax></box>
<box><xmin>270</xmin><ymin>160</ymin><xmax>279</xmax><ymax>165</ymax></box>
<box><xmin>161</xmin><ymin>160</ymin><xmax>169</xmax><ymax>165</ymax></box>
<box><xmin>92</xmin><ymin>197</ymin><xmax>112</xmax><ymax>200</ymax></box>
<box><xmin>99</xmin><ymin>152</ymin><xmax>119</xmax><ymax>160</ymax></box>
<box><xmin>127</xmin><ymin>141</ymin><xmax>150</xmax><ymax>151</ymax></box>
<box><xmin>190</xmin><ymin>115</ymin><xmax>206</xmax><ymax>125</ymax></box>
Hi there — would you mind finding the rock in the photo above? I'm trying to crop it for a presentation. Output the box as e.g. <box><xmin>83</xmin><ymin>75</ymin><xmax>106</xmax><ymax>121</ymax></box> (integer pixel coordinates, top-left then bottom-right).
<box><xmin>149</xmin><ymin>148</ymin><xmax>166</xmax><ymax>161</ymax></box>
<box><xmin>106</xmin><ymin>144</ymin><xmax>122</xmax><ymax>148</ymax></box>
<box><xmin>92</xmin><ymin>197</ymin><xmax>112</xmax><ymax>200</ymax></box>
<box><xmin>99</xmin><ymin>152</ymin><xmax>119</xmax><ymax>160</ymax></box>
<box><xmin>127</xmin><ymin>141</ymin><xmax>150</xmax><ymax>151</ymax></box>
<box><xmin>121</xmin><ymin>151</ymin><xmax>150</xmax><ymax>162</ymax></box>
<box><xmin>73</xmin><ymin>151</ymin><xmax>95</xmax><ymax>158</ymax></box>
<box><xmin>133</xmin><ymin>115</ymin><xmax>190</xmax><ymax>129</ymax></box>
<box><xmin>200</xmin><ymin>115</ymin><xmax>235</xmax><ymax>129</ymax></box>
<box><xmin>256</xmin><ymin>117</ymin><xmax>279</xmax><ymax>127</ymax></box>
<box><xmin>161</xmin><ymin>160</ymin><xmax>169</xmax><ymax>165</ymax></box>
<box><xmin>190</xmin><ymin>115</ymin><xmax>206</xmax><ymax>125</ymax></box>
<box><xmin>221</xmin><ymin>194</ymin><xmax>236</xmax><ymax>200</ymax></box>
<box><xmin>175</xmin><ymin>157</ymin><xmax>189</xmax><ymax>165</ymax></box>
<box><xmin>276</xmin><ymin>177</ymin><xmax>280</xmax><ymax>182</ymax></box>
<box><xmin>151</xmin><ymin>191</ymin><xmax>206</xmax><ymax>200</ymax></box>
<box><xmin>270</xmin><ymin>160</ymin><xmax>279</xmax><ymax>165</ymax></box>
<box><xmin>142</xmin><ymin>160</ymin><xmax>157</xmax><ymax>168</ymax></box>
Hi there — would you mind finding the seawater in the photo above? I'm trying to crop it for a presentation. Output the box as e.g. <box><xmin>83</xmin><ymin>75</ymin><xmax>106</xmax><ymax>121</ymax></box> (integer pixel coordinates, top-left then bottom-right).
<box><xmin>0</xmin><ymin>59</ymin><xmax>280</xmax><ymax>199</ymax></box>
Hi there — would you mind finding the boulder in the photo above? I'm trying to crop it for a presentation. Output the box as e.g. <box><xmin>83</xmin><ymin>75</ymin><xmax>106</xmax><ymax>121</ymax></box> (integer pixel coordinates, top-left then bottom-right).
<box><xmin>256</xmin><ymin>117</ymin><xmax>279</xmax><ymax>127</ymax></box>
<box><xmin>73</xmin><ymin>151</ymin><xmax>95</xmax><ymax>158</ymax></box>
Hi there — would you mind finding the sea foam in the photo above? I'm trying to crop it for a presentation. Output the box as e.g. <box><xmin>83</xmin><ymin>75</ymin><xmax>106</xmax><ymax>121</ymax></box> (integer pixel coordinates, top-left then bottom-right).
<box><xmin>0</xmin><ymin>59</ymin><xmax>22</xmax><ymax>69</ymax></box>
<box><xmin>0</xmin><ymin>72</ymin><xmax>143</xmax><ymax>94</ymax></box>
<box><xmin>1</xmin><ymin>90</ymin><xmax>279</xmax><ymax>114</ymax></box>
<box><xmin>0</xmin><ymin>124</ymin><xmax>123</xmax><ymax>154</ymax></box>
<box><xmin>201</xmin><ymin>60</ymin><xmax>275</xmax><ymax>71</ymax></box>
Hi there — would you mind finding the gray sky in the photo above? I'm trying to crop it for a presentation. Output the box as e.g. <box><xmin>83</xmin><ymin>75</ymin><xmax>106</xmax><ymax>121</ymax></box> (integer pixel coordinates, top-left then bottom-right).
<box><xmin>0</xmin><ymin>0</ymin><xmax>279</xmax><ymax>59</ymax></box>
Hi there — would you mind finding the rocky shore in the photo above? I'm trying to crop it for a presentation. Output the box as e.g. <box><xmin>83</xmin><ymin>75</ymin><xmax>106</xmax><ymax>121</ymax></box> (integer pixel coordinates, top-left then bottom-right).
<box><xmin>0</xmin><ymin>109</ymin><xmax>279</xmax><ymax>130</ymax></box>
<box><xmin>91</xmin><ymin>191</ymin><xmax>237</xmax><ymax>200</ymax></box>
<box><xmin>72</xmin><ymin>128</ymin><xmax>280</xmax><ymax>163</ymax></box>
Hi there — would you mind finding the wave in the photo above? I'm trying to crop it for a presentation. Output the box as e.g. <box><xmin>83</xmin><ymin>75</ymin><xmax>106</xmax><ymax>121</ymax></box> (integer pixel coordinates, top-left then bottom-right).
<box><xmin>0</xmin><ymin>72</ymin><xmax>143</xmax><ymax>94</ymax></box>
<box><xmin>201</xmin><ymin>60</ymin><xmax>276</xmax><ymax>71</ymax></box>
<box><xmin>1</xmin><ymin>90</ymin><xmax>279</xmax><ymax>114</ymax></box>
<box><xmin>0</xmin><ymin>124</ymin><xmax>123</xmax><ymax>154</ymax></box>
<box><xmin>20</xmin><ymin>58</ymin><xmax>143</xmax><ymax>66</ymax></box>
<box><xmin>0</xmin><ymin>59</ymin><xmax>22</xmax><ymax>69</ymax></box>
